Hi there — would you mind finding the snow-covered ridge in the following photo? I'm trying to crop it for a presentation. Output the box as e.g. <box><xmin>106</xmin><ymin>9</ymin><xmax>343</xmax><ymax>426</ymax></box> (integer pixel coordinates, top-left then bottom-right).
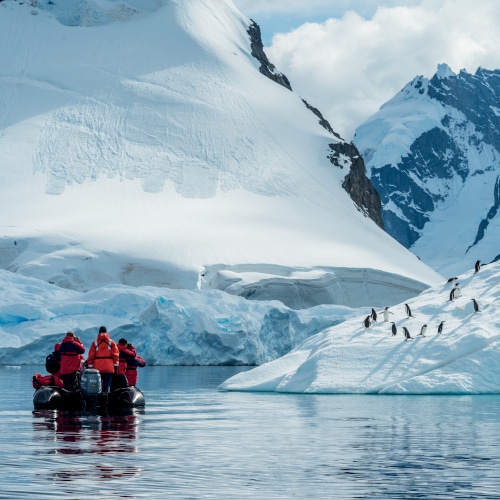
<box><xmin>354</xmin><ymin>64</ymin><xmax>500</xmax><ymax>276</ymax></box>
<box><xmin>220</xmin><ymin>261</ymin><xmax>500</xmax><ymax>394</ymax></box>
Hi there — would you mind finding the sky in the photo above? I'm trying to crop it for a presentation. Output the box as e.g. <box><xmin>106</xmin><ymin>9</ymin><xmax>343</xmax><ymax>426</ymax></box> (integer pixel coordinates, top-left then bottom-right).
<box><xmin>233</xmin><ymin>0</ymin><xmax>500</xmax><ymax>140</ymax></box>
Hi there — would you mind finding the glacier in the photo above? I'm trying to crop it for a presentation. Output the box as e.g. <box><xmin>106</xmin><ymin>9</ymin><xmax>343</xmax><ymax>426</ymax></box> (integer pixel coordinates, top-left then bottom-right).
<box><xmin>0</xmin><ymin>267</ymin><xmax>355</xmax><ymax>365</ymax></box>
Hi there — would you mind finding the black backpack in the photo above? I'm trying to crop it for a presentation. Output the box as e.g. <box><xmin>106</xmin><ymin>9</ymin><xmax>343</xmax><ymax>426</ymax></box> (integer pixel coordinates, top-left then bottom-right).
<box><xmin>45</xmin><ymin>351</ymin><xmax>60</xmax><ymax>374</ymax></box>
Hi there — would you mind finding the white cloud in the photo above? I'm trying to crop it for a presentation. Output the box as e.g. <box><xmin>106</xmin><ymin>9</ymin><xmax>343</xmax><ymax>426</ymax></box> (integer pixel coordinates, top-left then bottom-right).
<box><xmin>255</xmin><ymin>0</ymin><xmax>500</xmax><ymax>140</ymax></box>
<box><xmin>234</xmin><ymin>0</ymin><xmax>420</xmax><ymax>20</ymax></box>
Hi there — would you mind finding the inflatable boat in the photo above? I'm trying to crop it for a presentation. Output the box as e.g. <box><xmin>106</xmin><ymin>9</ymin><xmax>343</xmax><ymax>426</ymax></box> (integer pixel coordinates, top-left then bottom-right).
<box><xmin>33</xmin><ymin>369</ymin><xmax>145</xmax><ymax>411</ymax></box>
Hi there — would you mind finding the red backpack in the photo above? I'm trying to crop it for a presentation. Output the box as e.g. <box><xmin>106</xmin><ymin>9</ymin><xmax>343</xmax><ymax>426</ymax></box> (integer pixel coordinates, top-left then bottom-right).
<box><xmin>32</xmin><ymin>373</ymin><xmax>64</xmax><ymax>389</ymax></box>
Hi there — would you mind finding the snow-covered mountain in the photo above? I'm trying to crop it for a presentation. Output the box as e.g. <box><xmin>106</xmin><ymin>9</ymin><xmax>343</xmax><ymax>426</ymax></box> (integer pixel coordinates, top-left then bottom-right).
<box><xmin>354</xmin><ymin>64</ymin><xmax>500</xmax><ymax>277</ymax></box>
<box><xmin>0</xmin><ymin>0</ymin><xmax>441</xmax><ymax>310</ymax></box>
<box><xmin>221</xmin><ymin>260</ymin><xmax>500</xmax><ymax>394</ymax></box>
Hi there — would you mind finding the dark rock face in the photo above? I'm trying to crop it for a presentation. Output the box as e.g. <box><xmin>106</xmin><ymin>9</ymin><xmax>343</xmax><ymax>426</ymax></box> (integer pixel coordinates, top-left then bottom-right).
<box><xmin>428</xmin><ymin>68</ymin><xmax>500</xmax><ymax>152</ymax></box>
<box><xmin>247</xmin><ymin>20</ymin><xmax>292</xmax><ymax>91</ymax></box>
<box><xmin>329</xmin><ymin>142</ymin><xmax>384</xmax><ymax>229</ymax></box>
<box><xmin>370</xmin><ymin>126</ymin><xmax>467</xmax><ymax>247</ymax></box>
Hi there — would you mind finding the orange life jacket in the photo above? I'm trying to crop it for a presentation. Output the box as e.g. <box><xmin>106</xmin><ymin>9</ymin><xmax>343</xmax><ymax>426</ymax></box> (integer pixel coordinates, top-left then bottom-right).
<box><xmin>87</xmin><ymin>332</ymin><xmax>119</xmax><ymax>374</ymax></box>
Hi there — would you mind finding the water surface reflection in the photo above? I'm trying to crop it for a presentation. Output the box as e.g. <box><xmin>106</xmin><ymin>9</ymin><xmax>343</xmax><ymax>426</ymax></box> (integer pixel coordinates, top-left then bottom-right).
<box><xmin>31</xmin><ymin>409</ymin><xmax>144</xmax><ymax>485</ymax></box>
<box><xmin>1</xmin><ymin>366</ymin><xmax>500</xmax><ymax>499</ymax></box>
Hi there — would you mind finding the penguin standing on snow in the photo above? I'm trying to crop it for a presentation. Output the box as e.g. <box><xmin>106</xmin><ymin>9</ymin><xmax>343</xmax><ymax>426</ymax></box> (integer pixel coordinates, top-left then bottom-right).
<box><xmin>371</xmin><ymin>308</ymin><xmax>378</xmax><ymax>322</ymax></box>
<box><xmin>448</xmin><ymin>284</ymin><xmax>461</xmax><ymax>302</ymax></box>
<box><xmin>438</xmin><ymin>321</ymin><xmax>445</xmax><ymax>334</ymax></box>
<box><xmin>418</xmin><ymin>324</ymin><xmax>427</xmax><ymax>337</ymax></box>
<box><xmin>471</xmin><ymin>298</ymin><xmax>480</xmax><ymax>313</ymax></box>
<box><xmin>363</xmin><ymin>315</ymin><xmax>371</xmax><ymax>329</ymax></box>
<box><xmin>405</xmin><ymin>303</ymin><xmax>415</xmax><ymax>318</ymax></box>
<box><xmin>383</xmin><ymin>307</ymin><xmax>394</xmax><ymax>322</ymax></box>
<box><xmin>391</xmin><ymin>322</ymin><xmax>397</xmax><ymax>336</ymax></box>
<box><xmin>475</xmin><ymin>260</ymin><xmax>481</xmax><ymax>273</ymax></box>
<box><xmin>403</xmin><ymin>326</ymin><xmax>413</xmax><ymax>340</ymax></box>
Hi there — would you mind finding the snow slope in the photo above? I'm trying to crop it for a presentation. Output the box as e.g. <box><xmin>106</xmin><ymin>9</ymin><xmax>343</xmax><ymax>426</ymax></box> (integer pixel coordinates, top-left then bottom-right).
<box><xmin>0</xmin><ymin>0</ymin><xmax>441</xmax><ymax>308</ymax></box>
<box><xmin>220</xmin><ymin>261</ymin><xmax>500</xmax><ymax>394</ymax></box>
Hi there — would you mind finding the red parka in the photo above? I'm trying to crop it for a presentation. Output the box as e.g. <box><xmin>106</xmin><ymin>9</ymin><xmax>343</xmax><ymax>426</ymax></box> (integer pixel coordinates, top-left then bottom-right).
<box><xmin>58</xmin><ymin>335</ymin><xmax>85</xmax><ymax>375</ymax></box>
<box><xmin>87</xmin><ymin>332</ymin><xmax>119</xmax><ymax>374</ymax></box>
<box><xmin>118</xmin><ymin>343</ymin><xmax>138</xmax><ymax>385</ymax></box>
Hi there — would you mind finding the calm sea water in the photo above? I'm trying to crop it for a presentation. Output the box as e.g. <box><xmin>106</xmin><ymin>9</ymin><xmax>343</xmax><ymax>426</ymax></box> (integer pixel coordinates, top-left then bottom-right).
<box><xmin>1</xmin><ymin>365</ymin><xmax>500</xmax><ymax>499</ymax></box>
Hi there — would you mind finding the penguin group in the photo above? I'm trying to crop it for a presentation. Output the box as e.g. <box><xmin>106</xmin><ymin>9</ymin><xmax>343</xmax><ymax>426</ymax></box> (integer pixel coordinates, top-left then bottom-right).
<box><xmin>361</xmin><ymin>259</ymin><xmax>485</xmax><ymax>343</ymax></box>
<box><xmin>444</xmin><ymin>260</ymin><xmax>482</xmax><ymax>313</ymax></box>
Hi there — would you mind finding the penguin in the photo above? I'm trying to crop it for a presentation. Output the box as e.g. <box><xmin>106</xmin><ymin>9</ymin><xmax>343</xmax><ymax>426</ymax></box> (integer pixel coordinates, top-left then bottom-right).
<box><xmin>418</xmin><ymin>324</ymin><xmax>427</xmax><ymax>337</ymax></box>
<box><xmin>437</xmin><ymin>321</ymin><xmax>445</xmax><ymax>334</ymax></box>
<box><xmin>446</xmin><ymin>276</ymin><xmax>458</xmax><ymax>284</ymax></box>
<box><xmin>391</xmin><ymin>322</ymin><xmax>397</xmax><ymax>336</ymax></box>
<box><xmin>371</xmin><ymin>308</ymin><xmax>378</xmax><ymax>322</ymax></box>
<box><xmin>448</xmin><ymin>284</ymin><xmax>461</xmax><ymax>302</ymax></box>
<box><xmin>405</xmin><ymin>303</ymin><xmax>415</xmax><ymax>318</ymax></box>
<box><xmin>403</xmin><ymin>326</ymin><xmax>413</xmax><ymax>340</ymax></box>
<box><xmin>471</xmin><ymin>298</ymin><xmax>480</xmax><ymax>313</ymax></box>
<box><xmin>383</xmin><ymin>307</ymin><xmax>394</xmax><ymax>322</ymax></box>
<box><xmin>475</xmin><ymin>260</ymin><xmax>481</xmax><ymax>273</ymax></box>
<box><xmin>363</xmin><ymin>315</ymin><xmax>371</xmax><ymax>328</ymax></box>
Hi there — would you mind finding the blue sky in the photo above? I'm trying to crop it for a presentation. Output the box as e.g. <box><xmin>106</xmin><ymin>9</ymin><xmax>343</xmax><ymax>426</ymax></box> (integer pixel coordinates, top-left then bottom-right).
<box><xmin>233</xmin><ymin>0</ymin><xmax>500</xmax><ymax>140</ymax></box>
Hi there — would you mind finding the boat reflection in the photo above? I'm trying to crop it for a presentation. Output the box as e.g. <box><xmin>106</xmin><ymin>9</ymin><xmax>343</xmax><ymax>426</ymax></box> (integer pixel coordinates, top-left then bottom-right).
<box><xmin>32</xmin><ymin>409</ymin><xmax>143</xmax><ymax>458</ymax></box>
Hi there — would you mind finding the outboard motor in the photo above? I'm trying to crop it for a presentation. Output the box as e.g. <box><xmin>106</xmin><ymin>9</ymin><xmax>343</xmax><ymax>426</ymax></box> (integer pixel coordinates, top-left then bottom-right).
<box><xmin>80</xmin><ymin>368</ymin><xmax>101</xmax><ymax>409</ymax></box>
<box><xmin>80</xmin><ymin>369</ymin><xmax>102</xmax><ymax>395</ymax></box>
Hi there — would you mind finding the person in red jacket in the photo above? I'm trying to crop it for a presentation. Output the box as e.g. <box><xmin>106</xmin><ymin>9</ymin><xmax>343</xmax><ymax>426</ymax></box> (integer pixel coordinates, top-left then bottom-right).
<box><xmin>87</xmin><ymin>326</ymin><xmax>119</xmax><ymax>393</ymax></box>
<box><xmin>117</xmin><ymin>338</ymin><xmax>145</xmax><ymax>386</ymax></box>
<box><xmin>57</xmin><ymin>331</ymin><xmax>85</xmax><ymax>390</ymax></box>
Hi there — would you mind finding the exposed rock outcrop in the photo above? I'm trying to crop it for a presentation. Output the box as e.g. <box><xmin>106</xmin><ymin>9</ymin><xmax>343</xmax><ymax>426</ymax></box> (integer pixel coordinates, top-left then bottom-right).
<box><xmin>329</xmin><ymin>142</ymin><xmax>384</xmax><ymax>229</ymax></box>
<box><xmin>247</xmin><ymin>20</ymin><xmax>292</xmax><ymax>91</ymax></box>
<box><xmin>302</xmin><ymin>99</ymin><xmax>342</xmax><ymax>138</ymax></box>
